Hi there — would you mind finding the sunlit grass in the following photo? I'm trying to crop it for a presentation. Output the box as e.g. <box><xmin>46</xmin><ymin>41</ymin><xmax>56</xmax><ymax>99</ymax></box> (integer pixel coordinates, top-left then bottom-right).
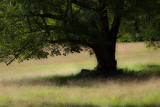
<box><xmin>1</xmin><ymin>80</ymin><xmax>160</xmax><ymax>107</ymax></box>
<box><xmin>0</xmin><ymin>42</ymin><xmax>160</xmax><ymax>107</ymax></box>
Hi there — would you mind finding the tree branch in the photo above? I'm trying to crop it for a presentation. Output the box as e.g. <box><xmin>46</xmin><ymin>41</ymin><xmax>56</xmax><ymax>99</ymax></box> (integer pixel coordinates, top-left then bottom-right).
<box><xmin>49</xmin><ymin>38</ymin><xmax>93</xmax><ymax>48</ymax></box>
<box><xmin>42</xmin><ymin>17</ymin><xmax>50</xmax><ymax>36</ymax></box>
<box><xmin>31</xmin><ymin>14</ymin><xmax>64</xmax><ymax>21</ymax></box>
<box><xmin>110</xmin><ymin>17</ymin><xmax>121</xmax><ymax>33</ymax></box>
<box><xmin>110</xmin><ymin>17</ymin><xmax>121</xmax><ymax>42</ymax></box>
<box><xmin>6</xmin><ymin>44</ymin><xmax>30</xmax><ymax>66</ymax></box>
<box><xmin>72</xmin><ymin>0</ymin><xmax>98</xmax><ymax>11</ymax></box>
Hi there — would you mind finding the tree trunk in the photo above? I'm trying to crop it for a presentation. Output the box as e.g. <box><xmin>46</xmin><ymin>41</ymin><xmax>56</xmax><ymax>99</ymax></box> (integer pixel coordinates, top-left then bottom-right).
<box><xmin>93</xmin><ymin>41</ymin><xmax>117</xmax><ymax>73</ymax></box>
<box><xmin>92</xmin><ymin>16</ymin><xmax>121</xmax><ymax>74</ymax></box>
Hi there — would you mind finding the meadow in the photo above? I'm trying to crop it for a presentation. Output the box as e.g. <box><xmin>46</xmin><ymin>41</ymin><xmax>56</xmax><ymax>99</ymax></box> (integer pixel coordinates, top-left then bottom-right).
<box><xmin>0</xmin><ymin>42</ymin><xmax>160</xmax><ymax>107</ymax></box>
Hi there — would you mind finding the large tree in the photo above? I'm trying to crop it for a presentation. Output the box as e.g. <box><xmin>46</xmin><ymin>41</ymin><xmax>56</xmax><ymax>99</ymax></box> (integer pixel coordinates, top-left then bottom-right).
<box><xmin>0</xmin><ymin>0</ymin><xmax>160</xmax><ymax>74</ymax></box>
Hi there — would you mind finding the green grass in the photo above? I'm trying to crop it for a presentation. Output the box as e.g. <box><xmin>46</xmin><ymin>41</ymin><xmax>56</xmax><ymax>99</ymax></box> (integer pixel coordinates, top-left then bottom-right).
<box><xmin>0</xmin><ymin>42</ymin><xmax>160</xmax><ymax>107</ymax></box>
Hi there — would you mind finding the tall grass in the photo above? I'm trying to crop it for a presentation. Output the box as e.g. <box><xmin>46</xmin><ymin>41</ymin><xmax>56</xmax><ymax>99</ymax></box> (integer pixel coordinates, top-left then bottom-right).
<box><xmin>0</xmin><ymin>42</ymin><xmax>160</xmax><ymax>107</ymax></box>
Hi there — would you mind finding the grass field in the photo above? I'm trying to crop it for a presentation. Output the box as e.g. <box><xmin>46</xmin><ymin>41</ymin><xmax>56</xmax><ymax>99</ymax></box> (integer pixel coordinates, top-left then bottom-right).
<box><xmin>0</xmin><ymin>42</ymin><xmax>160</xmax><ymax>107</ymax></box>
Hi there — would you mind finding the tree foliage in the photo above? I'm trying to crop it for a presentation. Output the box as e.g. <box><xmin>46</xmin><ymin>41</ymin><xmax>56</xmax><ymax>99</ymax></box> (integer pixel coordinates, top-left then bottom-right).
<box><xmin>0</xmin><ymin>0</ymin><xmax>160</xmax><ymax>66</ymax></box>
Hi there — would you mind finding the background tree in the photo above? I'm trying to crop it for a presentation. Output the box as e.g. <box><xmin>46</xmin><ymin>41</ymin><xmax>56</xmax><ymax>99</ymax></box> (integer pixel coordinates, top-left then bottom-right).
<box><xmin>0</xmin><ymin>0</ymin><xmax>160</xmax><ymax>74</ymax></box>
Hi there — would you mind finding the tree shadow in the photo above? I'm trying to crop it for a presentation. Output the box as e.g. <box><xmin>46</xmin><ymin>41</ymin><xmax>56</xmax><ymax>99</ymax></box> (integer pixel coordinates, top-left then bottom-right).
<box><xmin>111</xmin><ymin>104</ymin><xmax>160</xmax><ymax>107</ymax></box>
<box><xmin>27</xmin><ymin>102</ymin><xmax>98</xmax><ymax>107</ymax></box>
<box><xmin>32</xmin><ymin>103</ymin><xmax>160</xmax><ymax>107</ymax></box>
<box><xmin>9</xmin><ymin>102</ymin><xmax>160</xmax><ymax>107</ymax></box>
<box><xmin>2</xmin><ymin>64</ymin><xmax>160</xmax><ymax>87</ymax></box>
<box><xmin>110</xmin><ymin>104</ymin><xmax>160</xmax><ymax>107</ymax></box>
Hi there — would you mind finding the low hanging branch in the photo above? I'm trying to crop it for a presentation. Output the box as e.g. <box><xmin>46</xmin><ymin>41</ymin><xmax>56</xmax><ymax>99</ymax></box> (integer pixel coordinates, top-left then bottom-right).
<box><xmin>49</xmin><ymin>38</ymin><xmax>93</xmax><ymax>48</ymax></box>
<box><xmin>6</xmin><ymin>43</ymin><xmax>31</xmax><ymax>66</ymax></box>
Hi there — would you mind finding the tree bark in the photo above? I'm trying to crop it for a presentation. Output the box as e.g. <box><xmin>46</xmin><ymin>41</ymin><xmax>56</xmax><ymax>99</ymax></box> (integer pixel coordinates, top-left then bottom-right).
<box><xmin>92</xmin><ymin>16</ymin><xmax>121</xmax><ymax>74</ymax></box>
<box><xmin>93</xmin><ymin>40</ymin><xmax>117</xmax><ymax>73</ymax></box>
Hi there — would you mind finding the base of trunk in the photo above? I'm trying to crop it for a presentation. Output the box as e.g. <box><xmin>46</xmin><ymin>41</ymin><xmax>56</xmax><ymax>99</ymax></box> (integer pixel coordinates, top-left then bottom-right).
<box><xmin>93</xmin><ymin>45</ymin><xmax>117</xmax><ymax>74</ymax></box>
<box><xmin>96</xmin><ymin>60</ymin><xmax>117</xmax><ymax>72</ymax></box>
<box><xmin>80</xmin><ymin>68</ymin><xmax>123</xmax><ymax>77</ymax></box>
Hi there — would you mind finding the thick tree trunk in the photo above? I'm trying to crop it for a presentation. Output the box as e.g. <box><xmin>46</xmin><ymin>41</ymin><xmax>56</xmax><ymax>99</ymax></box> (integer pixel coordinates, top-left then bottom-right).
<box><xmin>92</xmin><ymin>16</ymin><xmax>121</xmax><ymax>74</ymax></box>
<box><xmin>93</xmin><ymin>41</ymin><xmax>117</xmax><ymax>73</ymax></box>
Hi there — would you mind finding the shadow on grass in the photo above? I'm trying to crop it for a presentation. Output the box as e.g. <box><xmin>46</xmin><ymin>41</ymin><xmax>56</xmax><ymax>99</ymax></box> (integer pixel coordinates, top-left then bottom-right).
<box><xmin>2</xmin><ymin>64</ymin><xmax>160</xmax><ymax>87</ymax></box>
<box><xmin>111</xmin><ymin>104</ymin><xmax>160</xmax><ymax>107</ymax></box>
<box><xmin>28</xmin><ymin>103</ymin><xmax>99</xmax><ymax>107</ymax></box>
<box><xmin>29</xmin><ymin>103</ymin><xmax>160</xmax><ymax>107</ymax></box>
<box><xmin>7</xmin><ymin>102</ymin><xmax>160</xmax><ymax>107</ymax></box>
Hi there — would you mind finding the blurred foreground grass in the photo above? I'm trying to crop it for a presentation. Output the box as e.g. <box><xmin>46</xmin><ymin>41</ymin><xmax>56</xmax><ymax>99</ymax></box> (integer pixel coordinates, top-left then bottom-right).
<box><xmin>0</xmin><ymin>42</ymin><xmax>160</xmax><ymax>107</ymax></box>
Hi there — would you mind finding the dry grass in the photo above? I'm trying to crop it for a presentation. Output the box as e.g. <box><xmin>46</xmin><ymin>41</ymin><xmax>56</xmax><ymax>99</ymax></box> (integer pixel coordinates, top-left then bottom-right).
<box><xmin>0</xmin><ymin>42</ymin><xmax>160</xmax><ymax>107</ymax></box>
